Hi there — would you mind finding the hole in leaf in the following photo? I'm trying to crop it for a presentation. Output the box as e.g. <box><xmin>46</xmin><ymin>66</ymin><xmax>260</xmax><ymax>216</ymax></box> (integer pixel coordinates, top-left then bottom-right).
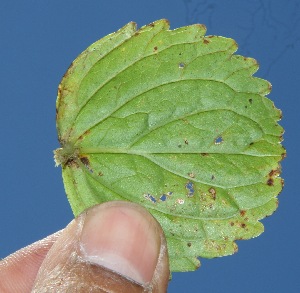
<box><xmin>215</xmin><ymin>136</ymin><xmax>223</xmax><ymax>144</ymax></box>
<box><xmin>177</xmin><ymin>199</ymin><xmax>185</xmax><ymax>204</ymax></box>
<box><xmin>144</xmin><ymin>193</ymin><xmax>157</xmax><ymax>203</ymax></box>
<box><xmin>185</xmin><ymin>181</ymin><xmax>195</xmax><ymax>197</ymax></box>
<box><xmin>160</xmin><ymin>194</ymin><xmax>167</xmax><ymax>201</ymax></box>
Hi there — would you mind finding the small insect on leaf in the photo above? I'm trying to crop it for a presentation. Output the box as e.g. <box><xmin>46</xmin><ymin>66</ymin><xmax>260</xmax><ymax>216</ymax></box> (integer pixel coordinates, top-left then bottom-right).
<box><xmin>54</xmin><ymin>19</ymin><xmax>285</xmax><ymax>272</ymax></box>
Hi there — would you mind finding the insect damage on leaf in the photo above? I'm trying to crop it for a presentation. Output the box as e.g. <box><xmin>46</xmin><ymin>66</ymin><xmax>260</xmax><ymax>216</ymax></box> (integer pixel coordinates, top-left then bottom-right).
<box><xmin>54</xmin><ymin>19</ymin><xmax>285</xmax><ymax>272</ymax></box>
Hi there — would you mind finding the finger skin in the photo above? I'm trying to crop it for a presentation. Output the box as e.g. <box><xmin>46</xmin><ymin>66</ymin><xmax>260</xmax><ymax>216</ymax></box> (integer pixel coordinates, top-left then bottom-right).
<box><xmin>32</xmin><ymin>202</ymin><xmax>170</xmax><ymax>292</ymax></box>
<box><xmin>0</xmin><ymin>231</ymin><xmax>62</xmax><ymax>293</ymax></box>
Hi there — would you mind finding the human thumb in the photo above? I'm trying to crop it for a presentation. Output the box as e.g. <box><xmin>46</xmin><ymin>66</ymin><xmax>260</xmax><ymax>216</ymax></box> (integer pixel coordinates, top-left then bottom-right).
<box><xmin>32</xmin><ymin>201</ymin><xmax>170</xmax><ymax>292</ymax></box>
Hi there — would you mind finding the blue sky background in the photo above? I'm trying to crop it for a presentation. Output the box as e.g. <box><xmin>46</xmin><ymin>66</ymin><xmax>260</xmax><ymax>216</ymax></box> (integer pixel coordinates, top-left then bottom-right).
<box><xmin>0</xmin><ymin>1</ymin><xmax>299</xmax><ymax>292</ymax></box>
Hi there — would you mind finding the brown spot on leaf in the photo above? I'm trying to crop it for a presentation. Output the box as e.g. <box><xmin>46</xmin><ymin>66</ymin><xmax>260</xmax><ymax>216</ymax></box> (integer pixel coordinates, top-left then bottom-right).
<box><xmin>78</xmin><ymin>129</ymin><xmax>91</xmax><ymax>141</ymax></box>
<box><xmin>203</xmin><ymin>39</ymin><xmax>210</xmax><ymax>44</ymax></box>
<box><xmin>230</xmin><ymin>222</ymin><xmax>234</xmax><ymax>226</ymax></box>
<box><xmin>184</xmin><ymin>139</ymin><xmax>189</xmax><ymax>145</ymax></box>
<box><xmin>153</xmin><ymin>46</ymin><xmax>158</xmax><ymax>51</ymax></box>
<box><xmin>240</xmin><ymin>210</ymin><xmax>246</xmax><ymax>217</ymax></box>
<box><xmin>241</xmin><ymin>223</ymin><xmax>246</xmax><ymax>228</ymax></box>
<box><xmin>187</xmin><ymin>242</ymin><xmax>192</xmax><ymax>247</ymax></box>
<box><xmin>208</xmin><ymin>188</ymin><xmax>216</xmax><ymax>200</ymax></box>
<box><xmin>201</xmin><ymin>153</ymin><xmax>209</xmax><ymax>156</ymax></box>
<box><xmin>268</xmin><ymin>83</ymin><xmax>272</xmax><ymax>92</ymax></box>
<box><xmin>98</xmin><ymin>172</ymin><xmax>104</xmax><ymax>176</ymax></box>
<box><xmin>267</xmin><ymin>178</ymin><xmax>274</xmax><ymax>186</ymax></box>
<box><xmin>269</xmin><ymin>168</ymin><xmax>280</xmax><ymax>177</ymax></box>
<box><xmin>188</xmin><ymin>172</ymin><xmax>195</xmax><ymax>178</ymax></box>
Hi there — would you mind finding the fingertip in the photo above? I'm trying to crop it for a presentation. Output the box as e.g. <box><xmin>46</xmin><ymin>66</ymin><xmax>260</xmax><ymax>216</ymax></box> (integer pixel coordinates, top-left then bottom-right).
<box><xmin>32</xmin><ymin>202</ymin><xmax>170</xmax><ymax>292</ymax></box>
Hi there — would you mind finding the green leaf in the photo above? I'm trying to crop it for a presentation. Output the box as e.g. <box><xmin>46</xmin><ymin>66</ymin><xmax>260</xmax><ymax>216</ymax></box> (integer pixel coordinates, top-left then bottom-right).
<box><xmin>54</xmin><ymin>19</ymin><xmax>285</xmax><ymax>272</ymax></box>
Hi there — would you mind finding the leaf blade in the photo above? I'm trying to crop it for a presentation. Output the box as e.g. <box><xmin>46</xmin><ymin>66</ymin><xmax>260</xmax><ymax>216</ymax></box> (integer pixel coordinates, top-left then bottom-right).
<box><xmin>55</xmin><ymin>19</ymin><xmax>285</xmax><ymax>272</ymax></box>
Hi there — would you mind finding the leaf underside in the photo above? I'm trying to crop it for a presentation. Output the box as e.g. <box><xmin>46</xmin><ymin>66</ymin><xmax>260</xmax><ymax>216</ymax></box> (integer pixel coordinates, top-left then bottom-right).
<box><xmin>55</xmin><ymin>19</ymin><xmax>285</xmax><ymax>272</ymax></box>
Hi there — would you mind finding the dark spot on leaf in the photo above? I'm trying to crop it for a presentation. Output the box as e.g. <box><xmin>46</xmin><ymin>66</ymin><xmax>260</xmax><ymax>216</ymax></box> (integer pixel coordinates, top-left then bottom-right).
<box><xmin>211</xmin><ymin>175</ymin><xmax>215</xmax><ymax>180</ymax></box>
<box><xmin>65</xmin><ymin>158</ymin><xmax>79</xmax><ymax>168</ymax></box>
<box><xmin>80</xmin><ymin>156</ymin><xmax>93</xmax><ymax>173</ymax></box>
<box><xmin>230</xmin><ymin>222</ymin><xmax>234</xmax><ymax>226</ymax></box>
<box><xmin>184</xmin><ymin>139</ymin><xmax>189</xmax><ymax>145</ymax></box>
<box><xmin>178</xmin><ymin>144</ymin><xmax>182</xmax><ymax>148</ymax></box>
<box><xmin>185</xmin><ymin>181</ymin><xmax>195</xmax><ymax>197</ymax></box>
<box><xmin>201</xmin><ymin>153</ymin><xmax>209</xmax><ymax>156</ymax></box>
<box><xmin>240</xmin><ymin>210</ymin><xmax>246</xmax><ymax>217</ymax></box>
<box><xmin>249</xmin><ymin>98</ymin><xmax>253</xmax><ymax>104</ymax></box>
<box><xmin>98</xmin><ymin>172</ymin><xmax>103</xmax><ymax>176</ymax></box>
<box><xmin>249</xmin><ymin>142</ymin><xmax>254</xmax><ymax>146</ymax></box>
<box><xmin>148</xmin><ymin>22</ymin><xmax>155</xmax><ymax>27</ymax></box>
<box><xmin>179</xmin><ymin>62</ymin><xmax>185</xmax><ymax>69</ymax></box>
<box><xmin>203</xmin><ymin>39</ymin><xmax>210</xmax><ymax>44</ymax></box>
<box><xmin>80</xmin><ymin>156</ymin><xmax>90</xmax><ymax>167</ymax></box>
<box><xmin>241</xmin><ymin>223</ymin><xmax>246</xmax><ymax>228</ymax></box>
<box><xmin>187</xmin><ymin>242</ymin><xmax>192</xmax><ymax>247</ymax></box>
<box><xmin>134</xmin><ymin>32</ymin><xmax>140</xmax><ymax>36</ymax></box>
<box><xmin>153</xmin><ymin>46</ymin><xmax>158</xmax><ymax>51</ymax></box>
<box><xmin>267</xmin><ymin>178</ymin><xmax>274</xmax><ymax>186</ymax></box>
